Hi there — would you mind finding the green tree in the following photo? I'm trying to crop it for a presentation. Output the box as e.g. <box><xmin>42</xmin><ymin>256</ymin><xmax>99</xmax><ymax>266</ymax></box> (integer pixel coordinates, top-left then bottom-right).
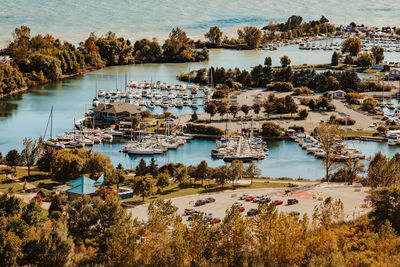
<box><xmin>342</xmin><ymin>38</ymin><xmax>361</xmax><ymax>56</ymax></box>
<box><xmin>212</xmin><ymin>165</ymin><xmax>232</xmax><ymax>186</ymax></box>
<box><xmin>135</xmin><ymin>158</ymin><xmax>148</xmax><ymax>177</ymax></box>
<box><xmin>192</xmin><ymin>160</ymin><xmax>210</xmax><ymax>185</ymax></box>
<box><xmin>156</xmin><ymin>171</ymin><xmax>170</xmax><ymax>191</ymax></box>
<box><xmin>357</xmin><ymin>52</ymin><xmax>374</xmax><ymax>67</ymax></box>
<box><xmin>148</xmin><ymin>158</ymin><xmax>159</xmax><ymax>178</ymax></box>
<box><xmin>21</xmin><ymin>137</ymin><xmax>42</xmax><ymax>177</ymax></box>
<box><xmin>240</xmin><ymin>104</ymin><xmax>251</xmax><ymax>116</ymax></box>
<box><xmin>174</xmin><ymin>165</ymin><xmax>189</xmax><ymax>185</ymax></box>
<box><xmin>245</xmin><ymin>163</ymin><xmax>261</xmax><ymax>184</ymax></box>
<box><xmin>369</xmin><ymin>186</ymin><xmax>400</xmax><ymax>232</ymax></box>
<box><xmin>261</xmin><ymin>122</ymin><xmax>283</xmax><ymax>138</ymax></box>
<box><xmin>280</xmin><ymin>55</ymin><xmax>291</xmax><ymax>67</ymax></box>
<box><xmin>237</xmin><ymin>26</ymin><xmax>263</xmax><ymax>48</ymax></box>
<box><xmin>331</xmin><ymin>51</ymin><xmax>339</xmax><ymax>66</ymax></box>
<box><xmin>298</xmin><ymin>109</ymin><xmax>309</xmax><ymax>119</ymax></box>
<box><xmin>0</xmin><ymin>229</ymin><xmax>22</xmax><ymax>267</ymax></box>
<box><xmin>205</xmin><ymin>26</ymin><xmax>223</xmax><ymax>46</ymax></box>
<box><xmin>132</xmin><ymin>174</ymin><xmax>155</xmax><ymax>201</ymax></box>
<box><xmin>371</xmin><ymin>46</ymin><xmax>384</xmax><ymax>64</ymax></box>
<box><xmin>85</xmin><ymin>151</ymin><xmax>114</xmax><ymax>179</ymax></box>
<box><xmin>264</xmin><ymin>56</ymin><xmax>272</xmax><ymax>66</ymax></box>
<box><xmin>48</xmin><ymin>195</ymin><xmax>63</xmax><ymax>220</ymax></box>
<box><xmin>229</xmin><ymin>105</ymin><xmax>239</xmax><ymax>118</ymax></box>
<box><xmin>5</xmin><ymin>149</ymin><xmax>23</xmax><ymax>171</ymax></box>
<box><xmin>252</xmin><ymin>103</ymin><xmax>261</xmax><ymax>117</ymax></box>
<box><xmin>21</xmin><ymin>199</ymin><xmax>46</xmax><ymax>227</ymax></box>
<box><xmin>204</xmin><ymin>103</ymin><xmax>217</xmax><ymax>122</ymax></box>
<box><xmin>230</xmin><ymin>160</ymin><xmax>244</xmax><ymax>185</ymax></box>
<box><xmin>362</xmin><ymin>97</ymin><xmax>377</xmax><ymax>111</ymax></box>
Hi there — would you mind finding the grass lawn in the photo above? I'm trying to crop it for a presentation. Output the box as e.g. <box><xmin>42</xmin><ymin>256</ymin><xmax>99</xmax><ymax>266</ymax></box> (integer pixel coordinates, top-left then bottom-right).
<box><xmin>120</xmin><ymin>181</ymin><xmax>289</xmax><ymax>204</ymax></box>
<box><xmin>0</xmin><ymin>181</ymin><xmax>23</xmax><ymax>194</ymax></box>
<box><xmin>343</xmin><ymin>130</ymin><xmax>377</xmax><ymax>137</ymax></box>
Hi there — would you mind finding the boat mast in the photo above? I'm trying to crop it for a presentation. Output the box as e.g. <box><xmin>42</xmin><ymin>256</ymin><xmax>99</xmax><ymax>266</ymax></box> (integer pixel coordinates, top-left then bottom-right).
<box><xmin>50</xmin><ymin>106</ymin><xmax>53</xmax><ymax>138</ymax></box>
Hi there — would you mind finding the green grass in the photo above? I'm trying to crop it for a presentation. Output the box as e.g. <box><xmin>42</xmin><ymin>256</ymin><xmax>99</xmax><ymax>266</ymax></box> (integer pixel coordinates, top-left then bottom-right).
<box><xmin>0</xmin><ymin>181</ymin><xmax>23</xmax><ymax>194</ymax></box>
<box><xmin>120</xmin><ymin>181</ymin><xmax>289</xmax><ymax>205</ymax></box>
<box><xmin>342</xmin><ymin>130</ymin><xmax>377</xmax><ymax>137</ymax></box>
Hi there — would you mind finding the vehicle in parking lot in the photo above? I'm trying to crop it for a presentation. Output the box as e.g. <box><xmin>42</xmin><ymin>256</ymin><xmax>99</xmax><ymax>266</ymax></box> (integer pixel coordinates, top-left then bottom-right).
<box><xmin>253</xmin><ymin>197</ymin><xmax>262</xmax><ymax>203</ymax></box>
<box><xmin>289</xmin><ymin>211</ymin><xmax>300</xmax><ymax>216</ymax></box>
<box><xmin>205</xmin><ymin>197</ymin><xmax>216</xmax><ymax>203</ymax></box>
<box><xmin>259</xmin><ymin>196</ymin><xmax>271</xmax><ymax>204</ymax></box>
<box><xmin>184</xmin><ymin>208</ymin><xmax>196</xmax><ymax>215</ymax></box>
<box><xmin>272</xmin><ymin>200</ymin><xmax>284</xmax><ymax>205</ymax></box>
<box><xmin>287</xmin><ymin>198</ymin><xmax>299</xmax><ymax>205</ymax></box>
<box><xmin>233</xmin><ymin>201</ymin><xmax>243</xmax><ymax>206</ymax></box>
<box><xmin>210</xmin><ymin>218</ymin><xmax>221</xmax><ymax>224</ymax></box>
<box><xmin>239</xmin><ymin>194</ymin><xmax>249</xmax><ymax>200</ymax></box>
<box><xmin>237</xmin><ymin>206</ymin><xmax>245</xmax><ymax>212</ymax></box>
<box><xmin>187</xmin><ymin>213</ymin><xmax>201</xmax><ymax>221</ymax></box>
<box><xmin>203</xmin><ymin>213</ymin><xmax>213</xmax><ymax>221</ymax></box>
<box><xmin>195</xmin><ymin>199</ymin><xmax>205</xmax><ymax>206</ymax></box>
<box><xmin>247</xmin><ymin>208</ymin><xmax>259</xmax><ymax>216</ymax></box>
<box><xmin>245</xmin><ymin>196</ymin><xmax>255</xmax><ymax>201</ymax></box>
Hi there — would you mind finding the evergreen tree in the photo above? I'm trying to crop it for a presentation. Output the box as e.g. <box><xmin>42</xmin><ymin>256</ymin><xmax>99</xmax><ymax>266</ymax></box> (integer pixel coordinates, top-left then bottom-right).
<box><xmin>331</xmin><ymin>51</ymin><xmax>339</xmax><ymax>66</ymax></box>
<box><xmin>135</xmin><ymin>158</ymin><xmax>148</xmax><ymax>176</ymax></box>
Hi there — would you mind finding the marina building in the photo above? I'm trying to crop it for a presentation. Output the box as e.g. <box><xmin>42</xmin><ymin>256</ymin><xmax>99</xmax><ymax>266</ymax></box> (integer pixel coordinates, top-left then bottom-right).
<box><xmin>90</xmin><ymin>102</ymin><xmax>141</xmax><ymax>124</ymax></box>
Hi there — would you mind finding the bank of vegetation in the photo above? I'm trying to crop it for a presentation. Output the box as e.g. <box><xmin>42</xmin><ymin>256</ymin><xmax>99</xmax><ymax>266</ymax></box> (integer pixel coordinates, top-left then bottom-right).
<box><xmin>0</xmin><ymin>26</ymin><xmax>208</xmax><ymax>97</ymax></box>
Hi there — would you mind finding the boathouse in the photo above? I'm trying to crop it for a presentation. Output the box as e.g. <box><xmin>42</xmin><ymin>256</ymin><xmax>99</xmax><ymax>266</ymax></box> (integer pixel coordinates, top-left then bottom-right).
<box><xmin>90</xmin><ymin>102</ymin><xmax>141</xmax><ymax>124</ymax></box>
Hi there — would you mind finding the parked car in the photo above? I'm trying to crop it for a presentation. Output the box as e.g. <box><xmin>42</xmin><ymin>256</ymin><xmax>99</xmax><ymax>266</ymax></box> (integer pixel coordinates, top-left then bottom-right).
<box><xmin>287</xmin><ymin>198</ymin><xmax>299</xmax><ymax>205</ymax></box>
<box><xmin>195</xmin><ymin>199</ymin><xmax>205</xmax><ymax>206</ymax></box>
<box><xmin>239</xmin><ymin>194</ymin><xmax>249</xmax><ymax>200</ymax></box>
<box><xmin>272</xmin><ymin>200</ymin><xmax>284</xmax><ymax>205</ymax></box>
<box><xmin>289</xmin><ymin>211</ymin><xmax>300</xmax><ymax>216</ymax></box>
<box><xmin>253</xmin><ymin>197</ymin><xmax>262</xmax><ymax>203</ymax></box>
<box><xmin>259</xmin><ymin>196</ymin><xmax>271</xmax><ymax>204</ymax></box>
<box><xmin>247</xmin><ymin>208</ymin><xmax>259</xmax><ymax>216</ymax></box>
<box><xmin>188</xmin><ymin>213</ymin><xmax>201</xmax><ymax>221</ymax></box>
<box><xmin>237</xmin><ymin>206</ymin><xmax>245</xmax><ymax>212</ymax></box>
<box><xmin>245</xmin><ymin>196</ymin><xmax>255</xmax><ymax>202</ymax></box>
<box><xmin>205</xmin><ymin>197</ymin><xmax>216</xmax><ymax>203</ymax></box>
<box><xmin>233</xmin><ymin>201</ymin><xmax>243</xmax><ymax>206</ymax></box>
<box><xmin>203</xmin><ymin>213</ymin><xmax>213</xmax><ymax>221</ymax></box>
<box><xmin>210</xmin><ymin>218</ymin><xmax>221</xmax><ymax>224</ymax></box>
<box><xmin>184</xmin><ymin>208</ymin><xmax>196</xmax><ymax>215</ymax></box>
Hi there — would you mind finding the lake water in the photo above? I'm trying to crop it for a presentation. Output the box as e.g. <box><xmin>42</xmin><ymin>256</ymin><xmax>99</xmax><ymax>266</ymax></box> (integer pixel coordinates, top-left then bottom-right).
<box><xmin>2</xmin><ymin>0</ymin><xmax>400</xmax><ymax>48</ymax></box>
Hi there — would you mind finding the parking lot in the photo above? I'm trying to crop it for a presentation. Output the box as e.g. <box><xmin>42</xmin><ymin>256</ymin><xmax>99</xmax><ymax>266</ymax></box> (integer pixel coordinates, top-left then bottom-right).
<box><xmin>127</xmin><ymin>183</ymin><xmax>372</xmax><ymax>223</ymax></box>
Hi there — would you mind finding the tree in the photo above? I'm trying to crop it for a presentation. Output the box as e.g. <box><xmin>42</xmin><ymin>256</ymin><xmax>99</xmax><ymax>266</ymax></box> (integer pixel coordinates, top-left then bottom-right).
<box><xmin>217</xmin><ymin>104</ymin><xmax>228</xmax><ymax>118</ymax></box>
<box><xmin>156</xmin><ymin>171</ymin><xmax>170</xmax><ymax>191</ymax></box>
<box><xmin>280</xmin><ymin>55</ymin><xmax>291</xmax><ymax>67</ymax></box>
<box><xmin>205</xmin><ymin>26</ymin><xmax>223</xmax><ymax>46</ymax></box>
<box><xmin>132</xmin><ymin>174</ymin><xmax>155</xmax><ymax>201</ymax></box>
<box><xmin>174</xmin><ymin>165</ymin><xmax>189</xmax><ymax>185</ymax></box>
<box><xmin>343</xmin><ymin>158</ymin><xmax>364</xmax><ymax>184</ymax></box>
<box><xmin>192</xmin><ymin>160</ymin><xmax>211</xmax><ymax>185</ymax></box>
<box><xmin>229</xmin><ymin>105</ymin><xmax>239</xmax><ymax>118</ymax></box>
<box><xmin>135</xmin><ymin>158</ymin><xmax>148</xmax><ymax>177</ymax></box>
<box><xmin>369</xmin><ymin>186</ymin><xmax>400</xmax><ymax>232</ymax></box>
<box><xmin>357</xmin><ymin>52</ymin><xmax>374</xmax><ymax>67</ymax></box>
<box><xmin>0</xmin><ymin>229</ymin><xmax>22</xmax><ymax>267</ymax></box>
<box><xmin>204</xmin><ymin>103</ymin><xmax>217</xmax><ymax>122</ymax></box>
<box><xmin>298</xmin><ymin>109</ymin><xmax>309</xmax><ymax>119</ymax></box>
<box><xmin>5</xmin><ymin>149</ymin><xmax>23</xmax><ymax>171</ymax></box>
<box><xmin>32</xmin><ymin>222</ymin><xmax>74</xmax><ymax>267</ymax></box>
<box><xmin>230</xmin><ymin>160</ymin><xmax>244</xmax><ymax>185</ymax></box>
<box><xmin>342</xmin><ymin>38</ymin><xmax>361</xmax><ymax>56</ymax></box>
<box><xmin>48</xmin><ymin>195</ymin><xmax>63</xmax><ymax>220</ymax></box>
<box><xmin>240</xmin><ymin>105</ymin><xmax>251</xmax><ymax>116</ymax></box>
<box><xmin>191</xmin><ymin>111</ymin><xmax>198</xmax><ymax>121</ymax></box>
<box><xmin>362</xmin><ymin>97</ymin><xmax>377</xmax><ymax>111</ymax></box>
<box><xmin>21</xmin><ymin>199</ymin><xmax>46</xmax><ymax>227</ymax></box>
<box><xmin>264</xmin><ymin>56</ymin><xmax>272</xmax><ymax>66</ymax></box>
<box><xmin>21</xmin><ymin>137</ymin><xmax>42</xmax><ymax>177</ymax></box>
<box><xmin>263</xmin><ymin>102</ymin><xmax>274</xmax><ymax>117</ymax></box>
<box><xmin>331</xmin><ymin>51</ymin><xmax>339</xmax><ymax>66</ymax></box>
<box><xmin>245</xmin><ymin>163</ymin><xmax>261</xmax><ymax>184</ymax></box>
<box><xmin>316</xmin><ymin>123</ymin><xmax>343</xmax><ymax>182</ymax></box>
<box><xmin>261</xmin><ymin>122</ymin><xmax>283</xmax><ymax>138</ymax></box>
<box><xmin>252</xmin><ymin>103</ymin><xmax>261</xmax><ymax>117</ymax></box>
<box><xmin>371</xmin><ymin>46</ymin><xmax>384</xmax><ymax>64</ymax></box>
<box><xmin>212</xmin><ymin>165</ymin><xmax>232</xmax><ymax>186</ymax></box>
<box><xmin>367</xmin><ymin>153</ymin><xmax>400</xmax><ymax>188</ymax></box>
<box><xmin>237</xmin><ymin>26</ymin><xmax>263</xmax><ymax>48</ymax></box>
<box><xmin>148</xmin><ymin>158</ymin><xmax>159</xmax><ymax>178</ymax></box>
<box><xmin>112</xmin><ymin>168</ymin><xmax>126</xmax><ymax>193</ymax></box>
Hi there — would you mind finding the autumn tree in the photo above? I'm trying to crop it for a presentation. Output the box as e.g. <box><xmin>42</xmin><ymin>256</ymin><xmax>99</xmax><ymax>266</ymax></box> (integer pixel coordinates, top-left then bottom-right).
<box><xmin>342</xmin><ymin>37</ymin><xmax>361</xmax><ymax>56</ymax></box>
<box><xmin>372</xmin><ymin>46</ymin><xmax>384</xmax><ymax>64</ymax></box>
<box><xmin>205</xmin><ymin>26</ymin><xmax>223</xmax><ymax>46</ymax></box>
<box><xmin>156</xmin><ymin>171</ymin><xmax>170</xmax><ymax>191</ymax></box>
<box><xmin>237</xmin><ymin>26</ymin><xmax>263</xmax><ymax>48</ymax></box>
<box><xmin>5</xmin><ymin>149</ymin><xmax>23</xmax><ymax>172</ymax></box>
<box><xmin>245</xmin><ymin>163</ymin><xmax>261</xmax><ymax>184</ymax></box>
<box><xmin>316</xmin><ymin>123</ymin><xmax>344</xmax><ymax>181</ymax></box>
<box><xmin>229</xmin><ymin>105</ymin><xmax>239</xmax><ymax>118</ymax></box>
<box><xmin>132</xmin><ymin>174</ymin><xmax>155</xmax><ymax>201</ymax></box>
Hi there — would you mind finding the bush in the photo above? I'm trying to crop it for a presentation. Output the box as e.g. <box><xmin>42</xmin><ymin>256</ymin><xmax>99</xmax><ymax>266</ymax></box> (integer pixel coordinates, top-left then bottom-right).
<box><xmin>185</xmin><ymin>124</ymin><xmax>224</xmax><ymax>136</ymax></box>
<box><xmin>298</xmin><ymin>109</ymin><xmax>309</xmax><ymax>119</ymax></box>
<box><xmin>335</xmin><ymin>118</ymin><xmax>355</xmax><ymax>125</ymax></box>
<box><xmin>362</xmin><ymin>97</ymin><xmax>377</xmax><ymax>111</ymax></box>
<box><xmin>261</xmin><ymin>122</ymin><xmax>283</xmax><ymax>138</ymax></box>
<box><xmin>212</xmin><ymin>90</ymin><xmax>226</xmax><ymax>99</ymax></box>
<box><xmin>377</xmin><ymin>126</ymin><xmax>388</xmax><ymax>135</ymax></box>
<box><xmin>288</xmin><ymin>125</ymin><xmax>305</xmax><ymax>133</ymax></box>
<box><xmin>267</xmin><ymin>82</ymin><xmax>294</xmax><ymax>92</ymax></box>
<box><xmin>345</xmin><ymin>92</ymin><xmax>363</xmax><ymax>104</ymax></box>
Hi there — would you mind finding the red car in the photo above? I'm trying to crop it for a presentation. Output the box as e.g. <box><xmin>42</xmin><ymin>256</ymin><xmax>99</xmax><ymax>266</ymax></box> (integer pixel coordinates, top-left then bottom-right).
<box><xmin>237</xmin><ymin>206</ymin><xmax>245</xmax><ymax>212</ymax></box>
<box><xmin>210</xmin><ymin>218</ymin><xmax>221</xmax><ymax>224</ymax></box>
<box><xmin>245</xmin><ymin>196</ymin><xmax>255</xmax><ymax>202</ymax></box>
<box><xmin>272</xmin><ymin>200</ymin><xmax>283</xmax><ymax>205</ymax></box>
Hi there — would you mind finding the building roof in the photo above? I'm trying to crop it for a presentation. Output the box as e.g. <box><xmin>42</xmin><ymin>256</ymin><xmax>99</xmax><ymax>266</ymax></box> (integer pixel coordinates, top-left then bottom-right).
<box><xmin>67</xmin><ymin>176</ymin><xmax>96</xmax><ymax>187</ymax></box>
<box><xmin>66</xmin><ymin>184</ymin><xmax>98</xmax><ymax>195</ymax></box>
<box><xmin>94</xmin><ymin>173</ymin><xmax>104</xmax><ymax>186</ymax></box>
<box><xmin>91</xmin><ymin>102</ymin><xmax>141</xmax><ymax>114</ymax></box>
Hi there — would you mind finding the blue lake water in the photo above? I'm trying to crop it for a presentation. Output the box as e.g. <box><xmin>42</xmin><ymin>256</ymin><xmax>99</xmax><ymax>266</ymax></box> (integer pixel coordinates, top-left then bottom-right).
<box><xmin>2</xmin><ymin>0</ymin><xmax>400</xmax><ymax>47</ymax></box>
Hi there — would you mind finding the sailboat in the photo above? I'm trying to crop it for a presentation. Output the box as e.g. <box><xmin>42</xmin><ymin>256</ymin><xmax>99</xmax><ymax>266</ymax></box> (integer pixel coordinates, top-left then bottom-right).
<box><xmin>43</xmin><ymin>106</ymin><xmax>65</xmax><ymax>149</ymax></box>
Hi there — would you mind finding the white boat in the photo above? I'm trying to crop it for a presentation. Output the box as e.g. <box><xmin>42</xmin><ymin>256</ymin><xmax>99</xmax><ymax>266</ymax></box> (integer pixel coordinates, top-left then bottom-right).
<box><xmin>98</xmin><ymin>90</ymin><xmax>106</xmax><ymax>97</ymax></box>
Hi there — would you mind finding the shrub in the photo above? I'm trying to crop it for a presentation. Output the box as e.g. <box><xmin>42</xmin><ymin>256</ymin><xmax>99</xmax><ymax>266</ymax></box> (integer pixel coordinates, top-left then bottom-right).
<box><xmin>298</xmin><ymin>109</ymin><xmax>309</xmax><ymax>119</ymax></box>
<box><xmin>185</xmin><ymin>124</ymin><xmax>224</xmax><ymax>136</ymax></box>
<box><xmin>377</xmin><ymin>126</ymin><xmax>388</xmax><ymax>135</ymax></box>
<box><xmin>345</xmin><ymin>92</ymin><xmax>363</xmax><ymax>104</ymax></box>
<box><xmin>362</xmin><ymin>97</ymin><xmax>377</xmax><ymax>111</ymax></box>
<box><xmin>289</xmin><ymin>125</ymin><xmax>305</xmax><ymax>132</ymax></box>
<box><xmin>261</xmin><ymin>122</ymin><xmax>283</xmax><ymax>138</ymax></box>
<box><xmin>335</xmin><ymin>118</ymin><xmax>355</xmax><ymax>125</ymax></box>
<box><xmin>267</xmin><ymin>82</ymin><xmax>294</xmax><ymax>92</ymax></box>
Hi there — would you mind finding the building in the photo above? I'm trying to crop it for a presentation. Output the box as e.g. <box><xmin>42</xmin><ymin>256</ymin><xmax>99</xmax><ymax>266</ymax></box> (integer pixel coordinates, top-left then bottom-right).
<box><xmin>90</xmin><ymin>102</ymin><xmax>141</xmax><ymax>124</ymax></box>
<box><xmin>65</xmin><ymin>175</ymin><xmax>104</xmax><ymax>201</ymax></box>
<box><xmin>389</xmin><ymin>68</ymin><xmax>400</xmax><ymax>80</ymax></box>
<box><xmin>331</xmin><ymin>90</ymin><xmax>345</xmax><ymax>99</ymax></box>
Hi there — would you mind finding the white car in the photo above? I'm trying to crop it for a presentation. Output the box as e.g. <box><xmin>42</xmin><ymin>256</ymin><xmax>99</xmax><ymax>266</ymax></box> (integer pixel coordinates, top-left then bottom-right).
<box><xmin>233</xmin><ymin>201</ymin><xmax>243</xmax><ymax>206</ymax></box>
<box><xmin>239</xmin><ymin>194</ymin><xmax>249</xmax><ymax>200</ymax></box>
